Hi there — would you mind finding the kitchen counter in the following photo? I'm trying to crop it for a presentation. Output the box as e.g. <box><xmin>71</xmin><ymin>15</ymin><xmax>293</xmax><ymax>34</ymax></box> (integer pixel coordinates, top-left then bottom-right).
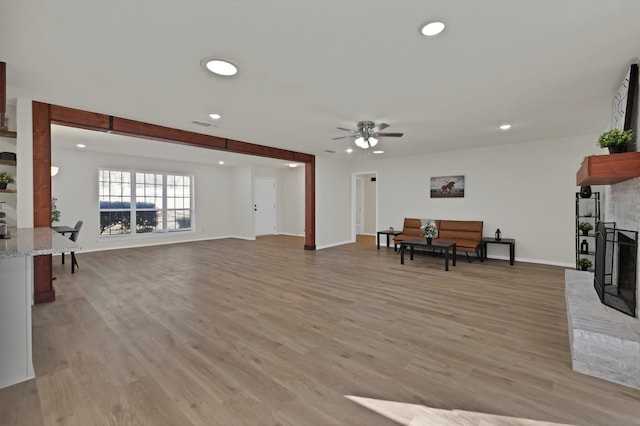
<box><xmin>0</xmin><ymin>227</ymin><xmax>80</xmax><ymax>389</ymax></box>
<box><xmin>0</xmin><ymin>227</ymin><xmax>80</xmax><ymax>258</ymax></box>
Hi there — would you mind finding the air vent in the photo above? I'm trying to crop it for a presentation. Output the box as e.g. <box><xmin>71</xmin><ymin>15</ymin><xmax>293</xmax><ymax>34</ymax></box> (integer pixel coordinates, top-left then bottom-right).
<box><xmin>324</xmin><ymin>149</ymin><xmax>336</xmax><ymax>154</ymax></box>
<box><xmin>191</xmin><ymin>120</ymin><xmax>217</xmax><ymax>127</ymax></box>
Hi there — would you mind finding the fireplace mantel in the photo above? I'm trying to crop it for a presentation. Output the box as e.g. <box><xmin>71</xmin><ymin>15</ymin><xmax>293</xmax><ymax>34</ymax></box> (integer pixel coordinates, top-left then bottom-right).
<box><xmin>576</xmin><ymin>152</ymin><xmax>640</xmax><ymax>185</ymax></box>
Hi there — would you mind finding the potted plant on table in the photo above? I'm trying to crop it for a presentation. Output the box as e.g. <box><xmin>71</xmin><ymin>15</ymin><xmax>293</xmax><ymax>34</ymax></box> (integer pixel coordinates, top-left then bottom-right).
<box><xmin>579</xmin><ymin>221</ymin><xmax>593</xmax><ymax>236</ymax></box>
<box><xmin>578</xmin><ymin>258</ymin><xmax>592</xmax><ymax>271</ymax></box>
<box><xmin>421</xmin><ymin>222</ymin><xmax>438</xmax><ymax>244</ymax></box>
<box><xmin>0</xmin><ymin>171</ymin><xmax>14</xmax><ymax>190</ymax></box>
<box><xmin>597</xmin><ymin>128</ymin><xmax>634</xmax><ymax>153</ymax></box>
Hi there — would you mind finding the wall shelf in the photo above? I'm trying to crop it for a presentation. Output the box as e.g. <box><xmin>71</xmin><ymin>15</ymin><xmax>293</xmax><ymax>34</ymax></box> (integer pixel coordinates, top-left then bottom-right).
<box><xmin>0</xmin><ymin>189</ymin><xmax>16</xmax><ymax>193</ymax></box>
<box><xmin>0</xmin><ymin>159</ymin><xmax>16</xmax><ymax>166</ymax></box>
<box><xmin>576</xmin><ymin>152</ymin><xmax>640</xmax><ymax>185</ymax></box>
<box><xmin>0</xmin><ymin>129</ymin><xmax>17</xmax><ymax>138</ymax></box>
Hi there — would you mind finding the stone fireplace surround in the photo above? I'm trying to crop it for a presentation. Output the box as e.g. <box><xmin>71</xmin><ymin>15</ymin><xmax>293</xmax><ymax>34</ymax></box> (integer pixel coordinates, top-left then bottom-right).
<box><xmin>565</xmin><ymin>269</ymin><xmax>640</xmax><ymax>390</ymax></box>
<box><xmin>564</xmin><ymin>174</ymin><xmax>640</xmax><ymax>389</ymax></box>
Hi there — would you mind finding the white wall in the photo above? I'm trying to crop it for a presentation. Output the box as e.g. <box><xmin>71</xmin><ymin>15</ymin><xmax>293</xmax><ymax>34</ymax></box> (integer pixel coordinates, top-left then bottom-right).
<box><xmin>315</xmin><ymin>156</ymin><xmax>351</xmax><ymax>249</ymax></box>
<box><xmin>278</xmin><ymin>167</ymin><xmax>305</xmax><ymax>236</ymax></box>
<box><xmin>351</xmin><ymin>134</ymin><xmax>604</xmax><ymax>266</ymax></box>
<box><xmin>15</xmin><ymin>99</ymin><xmax>33</xmax><ymax>228</ymax></box>
<box><xmin>51</xmin><ymin>146</ymin><xmax>236</xmax><ymax>252</ymax></box>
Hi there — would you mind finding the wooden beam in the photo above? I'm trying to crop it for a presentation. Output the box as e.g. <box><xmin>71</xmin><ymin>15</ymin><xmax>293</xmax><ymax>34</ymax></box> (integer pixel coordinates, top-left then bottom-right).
<box><xmin>32</xmin><ymin>101</ymin><xmax>55</xmax><ymax>303</ymax></box>
<box><xmin>304</xmin><ymin>157</ymin><xmax>316</xmax><ymax>250</ymax></box>
<box><xmin>227</xmin><ymin>139</ymin><xmax>297</xmax><ymax>162</ymax></box>
<box><xmin>50</xmin><ymin>104</ymin><xmax>110</xmax><ymax>131</ymax></box>
<box><xmin>112</xmin><ymin>117</ymin><xmax>226</xmax><ymax>150</ymax></box>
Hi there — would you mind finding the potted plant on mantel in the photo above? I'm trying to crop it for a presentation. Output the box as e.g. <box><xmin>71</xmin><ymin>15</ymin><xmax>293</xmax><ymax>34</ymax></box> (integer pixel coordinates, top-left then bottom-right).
<box><xmin>597</xmin><ymin>128</ymin><xmax>634</xmax><ymax>153</ymax></box>
<box><xmin>0</xmin><ymin>171</ymin><xmax>14</xmax><ymax>190</ymax></box>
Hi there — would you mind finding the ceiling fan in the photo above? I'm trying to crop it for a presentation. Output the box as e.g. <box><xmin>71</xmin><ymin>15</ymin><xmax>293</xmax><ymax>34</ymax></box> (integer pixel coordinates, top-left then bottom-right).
<box><xmin>333</xmin><ymin>121</ymin><xmax>404</xmax><ymax>149</ymax></box>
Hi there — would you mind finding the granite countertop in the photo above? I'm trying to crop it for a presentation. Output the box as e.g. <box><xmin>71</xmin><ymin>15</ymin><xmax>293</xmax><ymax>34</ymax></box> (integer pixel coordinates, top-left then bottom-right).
<box><xmin>0</xmin><ymin>227</ymin><xmax>81</xmax><ymax>259</ymax></box>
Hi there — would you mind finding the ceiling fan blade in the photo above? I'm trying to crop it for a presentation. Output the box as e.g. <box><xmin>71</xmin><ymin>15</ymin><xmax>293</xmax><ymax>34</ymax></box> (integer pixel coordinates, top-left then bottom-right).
<box><xmin>336</xmin><ymin>127</ymin><xmax>359</xmax><ymax>133</ymax></box>
<box><xmin>376</xmin><ymin>132</ymin><xmax>404</xmax><ymax>137</ymax></box>
<box><xmin>332</xmin><ymin>135</ymin><xmax>358</xmax><ymax>140</ymax></box>
<box><xmin>371</xmin><ymin>123</ymin><xmax>390</xmax><ymax>133</ymax></box>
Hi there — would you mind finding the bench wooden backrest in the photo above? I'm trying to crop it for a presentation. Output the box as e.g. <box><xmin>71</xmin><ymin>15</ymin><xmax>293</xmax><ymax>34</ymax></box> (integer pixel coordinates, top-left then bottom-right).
<box><xmin>436</xmin><ymin>220</ymin><xmax>483</xmax><ymax>243</ymax></box>
<box><xmin>401</xmin><ymin>218</ymin><xmax>423</xmax><ymax>238</ymax></box>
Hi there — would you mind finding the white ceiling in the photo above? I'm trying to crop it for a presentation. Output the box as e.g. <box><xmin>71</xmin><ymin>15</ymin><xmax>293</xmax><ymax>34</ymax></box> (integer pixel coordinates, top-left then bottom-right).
<box><xmin>2</xmin><ymin>0</ymin><xmax>640</xmax><ymax>161</ymax></box>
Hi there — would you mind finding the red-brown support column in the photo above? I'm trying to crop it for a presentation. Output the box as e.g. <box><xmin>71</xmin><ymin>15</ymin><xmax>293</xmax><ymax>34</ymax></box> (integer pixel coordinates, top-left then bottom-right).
<box><xmin>32</xmin><ymin>101</ymin><xmax>54</xmax><ymax>303</ymax></box>
<box><xmin>304</xmin><ymin>157</ymin><xmax>316</xmax><ymax>250</ymax></box>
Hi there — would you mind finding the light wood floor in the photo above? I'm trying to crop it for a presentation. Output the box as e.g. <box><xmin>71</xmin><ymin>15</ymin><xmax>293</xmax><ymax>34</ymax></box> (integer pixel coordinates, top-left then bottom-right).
<box><xmin>1</xmin><ymin>235</ymin><xmax>640</xmax><ymax>425</ymax></box>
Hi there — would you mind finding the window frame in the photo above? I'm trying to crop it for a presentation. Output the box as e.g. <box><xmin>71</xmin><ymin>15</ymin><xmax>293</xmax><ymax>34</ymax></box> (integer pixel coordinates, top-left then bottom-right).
<box><xmin>98</xmin><ymin>168</ymin><xmax>194</xmax><ymax>238</ymax></box>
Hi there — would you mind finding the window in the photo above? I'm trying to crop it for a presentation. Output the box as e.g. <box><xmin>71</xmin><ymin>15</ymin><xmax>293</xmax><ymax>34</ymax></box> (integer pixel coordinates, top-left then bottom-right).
<box><xmin>99</xmin><ymin>169</ymin><xmax>193</xmax><ymax>236</ymax></box>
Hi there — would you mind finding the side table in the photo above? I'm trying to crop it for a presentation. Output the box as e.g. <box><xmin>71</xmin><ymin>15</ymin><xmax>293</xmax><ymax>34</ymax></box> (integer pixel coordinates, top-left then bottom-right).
<box><xmin>481</xmin><ymin>237</ymin><xmax>515</xmax><ymax>265</ymax></box>
<box><xmin>377</xmin><ymin>229</ymin><xmax>402</xmax><ymax>250</ymax></box>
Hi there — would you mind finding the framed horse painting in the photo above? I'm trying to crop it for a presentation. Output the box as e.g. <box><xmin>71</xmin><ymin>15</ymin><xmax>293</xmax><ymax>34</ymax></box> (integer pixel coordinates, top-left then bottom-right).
<box><xmin>430</xmin><ymin>175</ymin><xmax>465</xmax><ymax>198</ymax></box>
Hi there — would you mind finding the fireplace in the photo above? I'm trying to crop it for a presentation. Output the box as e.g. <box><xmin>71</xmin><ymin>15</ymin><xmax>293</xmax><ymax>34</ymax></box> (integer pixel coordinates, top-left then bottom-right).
<box><xmin>594</xmin><ymin>222</ymin><xmax>638</xmax><ymax>317</ymax></box>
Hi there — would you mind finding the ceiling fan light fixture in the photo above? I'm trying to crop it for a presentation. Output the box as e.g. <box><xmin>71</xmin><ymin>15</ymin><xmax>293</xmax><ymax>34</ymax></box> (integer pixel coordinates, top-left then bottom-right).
<box><xmin>355</xmin><ymin>137</ymin><xmax>368</xmax><ymax>149</ymax></box>
<box><xmin>421</xmin><ymin>21</ymin><xmax>445</xmax><ymax>36</ymax></box>
<box><xmin>201</xmin><ymin>58</ymin><xmax>238</xmax><ymax>76</ymax></box>
<box><xmin>368</xmin><ymin>137</ymin><xmax>378</xmax><ymax>148</ymax></box>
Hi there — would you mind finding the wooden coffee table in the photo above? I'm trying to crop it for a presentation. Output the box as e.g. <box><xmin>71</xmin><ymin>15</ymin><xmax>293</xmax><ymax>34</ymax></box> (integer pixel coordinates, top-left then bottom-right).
<box><xmin>399</xmin><ymin>239</ymin><xmax>457</xmax><ymax>271</ymax></box>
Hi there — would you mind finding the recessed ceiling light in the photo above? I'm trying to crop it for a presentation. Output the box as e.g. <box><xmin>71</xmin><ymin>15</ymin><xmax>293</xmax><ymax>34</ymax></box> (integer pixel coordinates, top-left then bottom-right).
<box><xmin>76</xmin><ymin>143</ymin><xmax>86</xmax><ymax>148</ymax></box>
<box><xmin>288</xmin><ymin>164</ymin><xmax>298</xmax><ymax>168</ymax></box>
<box><xmin>499</xmin><ymin>124</ymin><xmax>512</xmax><ymax>130</ymax></box>
<box><xmin>209</xmin><ymin>113</ymin><xmax>221</xmax><ymax>120</ymax></box>
<box><xmin>201</xmin><ymin>58</ymin><xmax>238</xmax><ymax>76</ymax></box>
<box><xmin>346</xmin><ymin>148</ymin><xmax>353</xmax><ymax>153</ymax></box>
<box><xmin>373</xmin><ymin>150</ymin><xmax>384</xmax><ymax>154</ymax></box>
<box><xmin>421</xmin><ymin>21</ymin><xmax>445</xmax><ymax>36</ymax></box>
<box><xmin>218</xmin><ymin>161</ymin><xmax>224</xmax><ymax>165</ymax></box>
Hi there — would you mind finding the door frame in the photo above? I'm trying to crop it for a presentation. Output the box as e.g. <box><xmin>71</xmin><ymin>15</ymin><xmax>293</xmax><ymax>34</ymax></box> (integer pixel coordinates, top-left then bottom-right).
<box><xmin>351</xmin><ymin>171</ymin><xmax>378</xmax><ymax>242</ymax></box>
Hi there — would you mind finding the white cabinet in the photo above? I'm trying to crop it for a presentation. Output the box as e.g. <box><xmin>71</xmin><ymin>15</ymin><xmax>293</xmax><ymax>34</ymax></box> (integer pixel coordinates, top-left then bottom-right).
<box><xmin>0</xmin><ymin>255</ymin><xmax>34</xmax><ymax>388</ymax></box>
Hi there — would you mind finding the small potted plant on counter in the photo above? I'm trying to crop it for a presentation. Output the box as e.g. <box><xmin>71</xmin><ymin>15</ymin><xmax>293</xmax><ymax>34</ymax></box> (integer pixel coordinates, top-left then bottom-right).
<box><xmin>597</xmin><ymin>128</ymin><xmax>634</xmax><ymax>153</ymax></box>
<box><xmin>0</xmin><ymin>171</ymin><xmax>14</xmax><ymax>190</ymax></box>
<box><xmin>578</xmin><ymin>258</ymin><xmax>592</xmax><ymax>271</ymax></box>
<box><xmin>579</xmin><ymin>221</ymin><xmax>593</xmax><ymax>236</ymax></box>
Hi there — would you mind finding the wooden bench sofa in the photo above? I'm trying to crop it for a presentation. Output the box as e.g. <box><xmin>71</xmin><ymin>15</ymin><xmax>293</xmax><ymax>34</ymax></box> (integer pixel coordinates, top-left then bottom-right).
<box><xmin>393</xmin><ymin>218</ymin><xmax>483</xmax><ymax>262</ymax></box>
<box><xmin>436</xmin><ymin>219</ymin><xmax>483</xmax><ymax>262</ymax></box>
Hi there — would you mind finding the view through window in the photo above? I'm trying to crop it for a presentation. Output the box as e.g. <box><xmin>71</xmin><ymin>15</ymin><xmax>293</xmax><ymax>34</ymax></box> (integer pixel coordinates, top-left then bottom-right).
<box><xmin>99</xmin><ymin>169</ymin><xmax>193</xmax><ymax>236</ymax></box>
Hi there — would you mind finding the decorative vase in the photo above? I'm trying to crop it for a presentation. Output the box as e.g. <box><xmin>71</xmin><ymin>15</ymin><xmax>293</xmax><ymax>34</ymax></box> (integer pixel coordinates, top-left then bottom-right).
<box><xmin>426</xmin><ymin>237</ymin><xmax>432</xmax><ymax>244</ymax></box>
<box><xmin>608</xmin><ymin>145</ymin><xmax>628</xmax><ymax>154</ymax></box>
<box><xmin>580</xmin><ymin>265</ymin><xmax>588</xmax><ymax>271</ymax></box>
<box><xmin>579</xmin><ymin>185</ymin><xmax>592</xmax><ymax>198</ymax></box>
<box><xmin>0</xmin><ymin>182</ymin><xmax>7</xmax><ymax>190</ymax></box>
<box><xmin>581</xmin><ymin>230</ymin><xmax>589</xmax><ymax>236</ymax></box>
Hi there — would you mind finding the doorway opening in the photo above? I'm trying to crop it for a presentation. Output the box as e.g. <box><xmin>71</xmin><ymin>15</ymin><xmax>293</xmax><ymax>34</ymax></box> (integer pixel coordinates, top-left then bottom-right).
<box><xmin>351</xmin><ymin>171</ymin><xmax>377</xmax><ymax>243</ymax></box>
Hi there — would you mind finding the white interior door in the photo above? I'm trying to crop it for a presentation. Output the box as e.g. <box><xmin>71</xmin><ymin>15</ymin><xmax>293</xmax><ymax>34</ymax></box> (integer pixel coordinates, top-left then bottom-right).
<box><xmin>254</xmin><ymin>177</ymin><xmax>276</xmax><ymax>236</ymax></box>
<box><xmin>356</xmin><ymin>177</ymin><xmax>364</xmax><ymax>235</ymax></box>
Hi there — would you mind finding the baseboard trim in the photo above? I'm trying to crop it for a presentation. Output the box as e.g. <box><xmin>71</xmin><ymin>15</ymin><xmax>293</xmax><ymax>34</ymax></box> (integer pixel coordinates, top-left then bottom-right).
<box><xmin>316</xmin><ymin>240</ymin><xmax>353</xmax><ymax>250</ymax></box>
